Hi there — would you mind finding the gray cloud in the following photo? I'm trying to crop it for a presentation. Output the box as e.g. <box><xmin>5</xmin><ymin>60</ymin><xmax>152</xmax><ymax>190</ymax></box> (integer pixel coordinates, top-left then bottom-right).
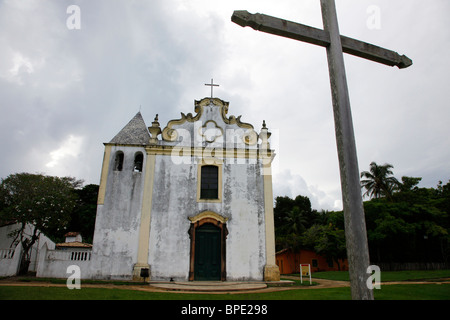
<box><xmin>1</xmin><ymin>0</ymin><xmax>449</xmax><ymax>211</ymax></box>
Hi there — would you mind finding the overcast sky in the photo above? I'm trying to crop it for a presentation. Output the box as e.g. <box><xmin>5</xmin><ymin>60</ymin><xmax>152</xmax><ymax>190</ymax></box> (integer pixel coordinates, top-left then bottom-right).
<box><xmin>1</xmin><ymin>0</ymin><xmax>449</xmax><ymax>211</ymax></box>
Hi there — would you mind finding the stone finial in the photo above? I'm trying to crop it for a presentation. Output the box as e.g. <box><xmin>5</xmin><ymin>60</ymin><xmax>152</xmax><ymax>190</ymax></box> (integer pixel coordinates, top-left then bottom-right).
<box><xmin>260</xmin><ymin>120</ymin><xmax>271</xmax><ymax>149</ymax></box>
<box><xmin>148</xmin><ymin>114</ymin><xmax>162</xmax><ymax>145</ymax></box>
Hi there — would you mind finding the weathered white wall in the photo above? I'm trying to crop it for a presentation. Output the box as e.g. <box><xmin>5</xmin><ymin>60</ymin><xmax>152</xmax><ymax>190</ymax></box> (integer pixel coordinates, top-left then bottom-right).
<box><xmin>223</xmin><ymin>161</ymin><xmax>266</xmax><ymax>281</ymax></box>
<box><xmin>148</xmin><ymin>156</ymin><xmax>195</xmax><ymax>281</ymax></box>
<box><xmin>0</xmin><ymin>243</ymin><xmax>22</xmax><ymax>277</ymax></box>
<box><xmin>36</xmin><ymin>243</ymin><xmax>92</xmax><ymax>279</ymax></box>
<box><xmin>148</xmin><ymin>154</ymin><xmax>266</xmax><ymax>281</ymax></box>
<box><xmin>0</xmin><ymin>223</ymin><xmax>55</xmax><ymax>275</ymax></box>
<box><xmin>90</xmin><ymin>145</ymin><xmax>146</xmax><ymax>279</ymax></box>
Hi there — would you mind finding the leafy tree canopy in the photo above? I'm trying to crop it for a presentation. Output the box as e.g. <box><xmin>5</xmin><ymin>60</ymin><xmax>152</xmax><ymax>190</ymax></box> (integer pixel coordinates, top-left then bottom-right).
<box><xmin>0</xmin><ymin>173</ymin><xmax>82</xmax><ymax>273</ymax></box>
<box><xmin>274</xmin><ymin>161</ymin><xmax>450</xmax><ymax>265</ymax></box>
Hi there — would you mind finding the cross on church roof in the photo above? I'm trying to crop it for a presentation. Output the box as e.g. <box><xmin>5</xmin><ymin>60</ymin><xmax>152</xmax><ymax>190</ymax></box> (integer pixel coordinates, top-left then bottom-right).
<box><xmin>205</xmin><ymin>79</ymin><xmax>219</xmax><ymax>98</ymax></box>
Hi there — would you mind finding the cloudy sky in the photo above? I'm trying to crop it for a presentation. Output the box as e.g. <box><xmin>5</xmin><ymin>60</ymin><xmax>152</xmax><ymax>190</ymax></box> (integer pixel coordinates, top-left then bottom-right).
<box><xmin>1</xmin><ymin>0</ymin><xmax>449</xmax><ymax>211</ymax></box>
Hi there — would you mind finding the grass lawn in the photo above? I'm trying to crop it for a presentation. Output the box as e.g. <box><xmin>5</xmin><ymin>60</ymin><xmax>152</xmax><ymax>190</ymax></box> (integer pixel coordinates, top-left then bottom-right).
<box><xmin>374</xmin><ymin>284</ymin><xmax>450</xmax><ymax>300</ymax></box>
<box><xmin>0</xmin><ymin>283</ymin><xmax>449</xmax><ymax>300</ymax></box>
<box><xmin>1</xmin><ymin>270</ymin><xmax>449</xmax><ymax>300</ymax></box>
<box><xmin>0</xmin><ymin>285</ymin><xmax>349</xmax><ymax>300</ymax></box>
<box><xmin>309</xmin><ymin>269</ymin><xmax>450</xmax><ymax>282</ymax></box>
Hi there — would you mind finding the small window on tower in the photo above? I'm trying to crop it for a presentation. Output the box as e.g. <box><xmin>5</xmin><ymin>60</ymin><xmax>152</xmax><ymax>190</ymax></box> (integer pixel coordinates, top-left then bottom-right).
<box><xmin>134</xmin><ymin>152</ymin><xmax>143</xmax><ymax>172</ymax></box>
<box><xmin>114</xmin><ymin>151</ymin><xmax>124</xmax><ymax>171</ymax></box>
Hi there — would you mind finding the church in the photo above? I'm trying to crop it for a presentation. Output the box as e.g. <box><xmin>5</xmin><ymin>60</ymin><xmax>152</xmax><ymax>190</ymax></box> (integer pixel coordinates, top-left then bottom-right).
<box><xmin>89</xmin><ymin>95</ymin><xmax>280</xmax><ymax>282</ymax></box>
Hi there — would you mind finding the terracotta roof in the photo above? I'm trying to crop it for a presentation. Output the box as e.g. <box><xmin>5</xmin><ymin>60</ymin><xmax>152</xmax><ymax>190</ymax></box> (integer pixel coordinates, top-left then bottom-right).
<box><xmin>56</xmin><ymin>242</ymin><xmax>92</xmax><ymax>248</ymax></box>
<box><xmin>276</xmin><ymin>248</ymin><xmax>289</xmax><ymax>255</ymax></box>
<box><xmin>64</xmin><ymin>232</ymin><xmax>80</xmax><ymax>237</ymax></box>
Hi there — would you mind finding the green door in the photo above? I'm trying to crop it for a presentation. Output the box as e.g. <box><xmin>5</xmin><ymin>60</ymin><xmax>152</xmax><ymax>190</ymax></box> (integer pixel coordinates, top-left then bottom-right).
<box><xmin>194</xmin><ymin>224</ymin><xmax>221</xmax><ymax>281</ymax></box>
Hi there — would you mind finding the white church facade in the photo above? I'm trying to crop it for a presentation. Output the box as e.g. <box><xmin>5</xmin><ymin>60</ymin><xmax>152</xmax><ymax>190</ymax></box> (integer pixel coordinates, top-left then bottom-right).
<box><xmin>31</xmin><ymin>97</ymin><xmax>280</xmax><ymax>282</ymax></box>
<box><xmin>92</xmin><ymin>97</ymin><xmax>279</xmax><ymax>282</ymax></box>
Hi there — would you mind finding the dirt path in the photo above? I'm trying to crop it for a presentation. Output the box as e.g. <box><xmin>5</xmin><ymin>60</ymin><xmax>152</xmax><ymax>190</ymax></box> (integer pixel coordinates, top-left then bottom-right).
<box><xmin>282</xmin><ymin>275</ymin><xmax>350</xmax><ymax>289</ymax></box>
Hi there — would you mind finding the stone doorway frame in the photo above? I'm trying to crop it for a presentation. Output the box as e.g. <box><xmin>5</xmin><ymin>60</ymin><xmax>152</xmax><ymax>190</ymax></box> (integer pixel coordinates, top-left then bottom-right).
<box><xmin>188</xmin><ymin>211</ymin><xmax>228</xmax><ymax>281</ymax></box>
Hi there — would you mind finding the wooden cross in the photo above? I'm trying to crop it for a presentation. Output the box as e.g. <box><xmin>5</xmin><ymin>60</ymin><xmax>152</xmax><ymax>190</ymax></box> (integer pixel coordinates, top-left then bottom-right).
<box><xmin>232</xmin><ymin>1</ymin><xmax>412</xmax><ymax>300</ymax></box>
<box><xmin>205</xmin><ymin>78</ymin><xmax>219</xmax><ymax>98</ymax></box>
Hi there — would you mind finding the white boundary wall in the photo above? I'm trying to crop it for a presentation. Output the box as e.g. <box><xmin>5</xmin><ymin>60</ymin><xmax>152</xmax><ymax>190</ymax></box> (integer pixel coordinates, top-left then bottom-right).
<box><xmin>36</xmin><ymin>243</ymin><xmax>93</xmax><ymax>279</ymax></box>
<box><xmin>0</xmin><ymin>243</ymin><xmax>22</xmax><ymax>277</ymax></box>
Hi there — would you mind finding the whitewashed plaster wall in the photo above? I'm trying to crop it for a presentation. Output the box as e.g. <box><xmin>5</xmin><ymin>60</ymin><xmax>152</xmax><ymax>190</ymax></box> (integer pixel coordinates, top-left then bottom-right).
<box><xmin>148</xmin><ymin>154</ymin><xmax>266</xmax><ymax>281</ymax></box>
<box><xmin>0</xmin><ymin>223</ymin><xmax>55</xmax><ymax>274</ymax></box>
<box><xmin>90</xmin><ymin>145</ymin><xmax>146</xmax><ymax>279</ymax></box>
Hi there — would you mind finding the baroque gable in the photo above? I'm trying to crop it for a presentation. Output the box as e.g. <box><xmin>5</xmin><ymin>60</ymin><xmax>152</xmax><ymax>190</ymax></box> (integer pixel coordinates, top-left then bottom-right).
<box><xmin>160</xmin><ymin>98</ymin><xmax>259</xmax><ymax>148</ymax></box>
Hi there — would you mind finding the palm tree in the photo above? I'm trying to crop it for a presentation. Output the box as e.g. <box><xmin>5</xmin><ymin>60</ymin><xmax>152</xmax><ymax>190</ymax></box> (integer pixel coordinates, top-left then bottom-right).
<box><xmin>283</xmin><ymin>206</ymin><xmax>308</xmax><ymax>235</ymax></box>
<box><xmin>360</xmin><ymin>162</ymin><xmax>400</xmax><ymax>200</ymax></box>
<box><xmin>276</xmin><ymin>206</ymin><xmax>308</xmax><ymax>251</ymax></box>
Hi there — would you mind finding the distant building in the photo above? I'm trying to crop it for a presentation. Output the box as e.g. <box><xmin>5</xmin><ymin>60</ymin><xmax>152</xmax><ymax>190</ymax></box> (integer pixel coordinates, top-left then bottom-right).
<box><xmin>55</xmin><ymin>232</ymin><xmax>92</xmax><ymax>251</ymax></box>
<box><xmin>276</xmin><ymin>248</ymin><xmax>348</xmax><ymax>274</ymax></box>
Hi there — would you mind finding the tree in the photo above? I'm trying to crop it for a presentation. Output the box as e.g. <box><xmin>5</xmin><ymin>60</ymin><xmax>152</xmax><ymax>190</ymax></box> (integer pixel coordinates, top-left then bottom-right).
<box><xmin>274</xmin><ymin>196</ymin><xmax>296</xmax><ymax>232</ymax></box>
<box><xmin>68</xmin><ymin>184</ymin><xmax>99</xmax><ymax>244</ymax></box>
<box><xmin>276</xmin><ymin>206</ymin><xmax>308</xmax><ymax>251</ymax></box>
<box><xmin>399</xmin><ymin>176</ymin><xmax>422</xmax><ymax>192</ymax></box>
<box><xmin>360</xmin><ymin>162</ymin><xmax>400</xmax><ymax>200</ymax></box>
<box><xmin>274</xmin><ymin>195</ymin><xmax>317</xmax><ymax>251</ymax></box>
<box><xmin>363</xmin><ymin>180</ymin><xmax>450</xmax><ymax>263</ymax></box>
<box><xmin>302</xmin><ymin>223</ymin><xmax>347</xmax><ymax>270</ymax></box>
<box><xmin>283</xmin><ymin>206</ymin><xmax>308</xmax><ymax>235</ymax></box>
<box><xmin>0</xmin><ymin>173</ymin><xmax>79</xmax><ymax>274</ymax></box>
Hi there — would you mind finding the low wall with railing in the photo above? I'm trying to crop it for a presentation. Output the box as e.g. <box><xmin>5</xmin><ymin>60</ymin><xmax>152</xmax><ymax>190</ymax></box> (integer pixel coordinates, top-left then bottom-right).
<box><xmin>0</xmin><ymin>248</ymin><xmax>15</xmax><ymax>259</ymax></box>
<box><xmin>0</xmin><ymin>243</ymin><xmax>22</xmax><ymax>277</ymax></box>
<box><xmin>46</xmin><ymin>250</ymin><xmax>92</xmax><ymax>262</ymax></box>
<box><xmin>36</xmin><ymin>243</ymin><xmax>92</xmax><ymax>279</ymax></box>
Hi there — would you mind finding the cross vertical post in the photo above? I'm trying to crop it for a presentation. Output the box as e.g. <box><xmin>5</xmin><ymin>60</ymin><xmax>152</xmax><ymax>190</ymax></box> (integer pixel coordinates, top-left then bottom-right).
<box><xmin>205</xmin><ymin>79</ymin><xmax>219</xmax><ymax>98</ymax></box>
<box><xmin>320</xmin><ymin>0</ymin><xmax>373</xmax><ymax>300</ymax></box>
<box><xmin>232</xmin><ymin>0</ymin><xmax>411</xmax><ymax>300</ymax></box>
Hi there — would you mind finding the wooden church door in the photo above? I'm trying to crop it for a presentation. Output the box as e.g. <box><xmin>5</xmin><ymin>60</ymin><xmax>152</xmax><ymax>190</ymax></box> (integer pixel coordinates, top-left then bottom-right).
<box><xmin>194</xmin><ymin>223</ymin><xmax>221</xmax><ymax>281</ymax></box>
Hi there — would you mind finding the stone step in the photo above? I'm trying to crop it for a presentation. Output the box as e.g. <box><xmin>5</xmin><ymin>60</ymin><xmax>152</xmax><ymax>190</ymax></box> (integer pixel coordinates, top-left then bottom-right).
<box><xmin>149</xmin><ymin>281</ymin><xmax>268</xmax><ymax>292</ymax></box>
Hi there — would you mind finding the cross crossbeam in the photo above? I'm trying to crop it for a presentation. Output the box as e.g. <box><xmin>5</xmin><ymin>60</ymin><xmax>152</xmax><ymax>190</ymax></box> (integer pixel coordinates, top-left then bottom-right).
<box><xmin>232</xmin><ymin>10</ymin><xmax>412</xmax><ymax>69</ymax></box>
<box><xmin>205</xmin><ymin>79</ymin><xmax>219</xmax><ymax>98</ymax></box>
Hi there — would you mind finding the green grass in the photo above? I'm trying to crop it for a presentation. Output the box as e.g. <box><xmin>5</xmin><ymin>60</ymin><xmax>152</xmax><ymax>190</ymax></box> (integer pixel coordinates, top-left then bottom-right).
<box><xmin>0</xmin><ymin>283</ymin><xmax>449</xmax><ymax>300</ymax></box>
<box><xmin>309</xmin><ymin>269</ymin><xmax>450</xmax><ymax>282</ymax></box>
<box><xmin>0</xmin><ymin>285</ymin><xmax>347</xmax><ymax>300</ymax></box>
<box><xmin>1</xmin><ymin>270</ymin><xmax>449</xmax><ymax>300</ymax></box>
<box><xmin>374</xmin><ymin>284</ymin><xmax>450</xmax><ymax>300</ymax></box>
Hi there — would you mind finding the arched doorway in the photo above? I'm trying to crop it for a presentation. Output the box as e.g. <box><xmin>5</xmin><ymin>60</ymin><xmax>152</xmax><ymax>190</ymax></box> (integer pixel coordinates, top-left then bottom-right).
<box><xmin>194</xmin><ymin>223</ymin><xmax>221</xmax><ymax>280</ymax></box>
<box><xmin>188</xmin><ymin>212</ymin><xmax>228</xmax><ymax>281</ymax></box>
